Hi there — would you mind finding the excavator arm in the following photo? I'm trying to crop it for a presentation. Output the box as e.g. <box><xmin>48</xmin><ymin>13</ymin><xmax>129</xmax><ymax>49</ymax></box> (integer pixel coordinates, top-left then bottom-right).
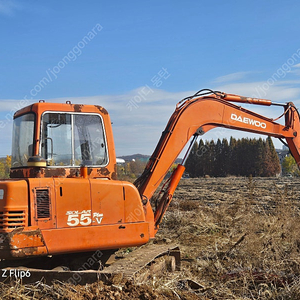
<box><xmin>134</xmin><ymin>90</ymin><xmax>300</xmax><ymax>230</ymax></box>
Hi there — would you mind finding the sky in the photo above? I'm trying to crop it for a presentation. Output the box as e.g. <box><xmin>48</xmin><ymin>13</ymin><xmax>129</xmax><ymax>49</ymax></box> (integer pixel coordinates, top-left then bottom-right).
<box><xmin>1</xmin><ymin>0</ymin><xmax>300</xmax><ymax>157</ymax></box>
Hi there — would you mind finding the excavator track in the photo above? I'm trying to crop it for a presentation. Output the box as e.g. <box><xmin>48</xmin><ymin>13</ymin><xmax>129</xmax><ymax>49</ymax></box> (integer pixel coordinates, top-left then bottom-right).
<box><xmin>0</xmin><ymin>243</ymin><xmax>180</xmax><ymax>285</ymax></box>
<box><xmin>102</xmin><ymin>243</ymin><xmax>180</xmax><ymax>283</ymax></box>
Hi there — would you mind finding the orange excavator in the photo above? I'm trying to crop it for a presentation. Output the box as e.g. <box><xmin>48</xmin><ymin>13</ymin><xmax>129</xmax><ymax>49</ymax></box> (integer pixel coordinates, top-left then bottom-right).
<box><xmin>1</xmin><ymin>89</ymin><xmax>300</xmax><ymax>262</ymax></box>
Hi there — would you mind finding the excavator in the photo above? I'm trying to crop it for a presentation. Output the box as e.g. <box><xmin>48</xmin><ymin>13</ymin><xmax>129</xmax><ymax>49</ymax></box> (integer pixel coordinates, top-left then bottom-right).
<box><xmin>0</xmin><ymin>89</ymin><xmax>300</xmax><ymax>282</ymax></box>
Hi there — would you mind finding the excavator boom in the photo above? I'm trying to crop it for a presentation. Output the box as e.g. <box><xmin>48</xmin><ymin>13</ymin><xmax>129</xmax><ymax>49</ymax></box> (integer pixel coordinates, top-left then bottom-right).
<box><xmin>135</xmin><ymin>90</ymin><xmax>300</xmax><ymax>229</ymax></box>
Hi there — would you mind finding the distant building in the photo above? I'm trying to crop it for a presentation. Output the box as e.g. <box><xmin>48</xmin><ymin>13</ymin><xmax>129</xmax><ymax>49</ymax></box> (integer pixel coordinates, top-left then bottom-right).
<box><xmin>276</xmin><ymin>148</ymin><xmax>289</xmax><ymax>164</ymax></box>
<box><xmin>116</xmin><ymin>158</ymin><xmax>125</xmax><ymax>165</ymax></box>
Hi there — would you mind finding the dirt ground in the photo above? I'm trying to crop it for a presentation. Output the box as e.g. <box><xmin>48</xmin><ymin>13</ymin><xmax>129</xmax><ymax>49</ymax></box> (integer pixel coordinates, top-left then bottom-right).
<box><xmin>2</xmin><ymin>177</ymin><xmax>300</xmax><ymax>299</ymax></box>
<box><xmin>156</xmin><ymin>176</ymin><xmax>300</xmax><ymax>299</ymax></box>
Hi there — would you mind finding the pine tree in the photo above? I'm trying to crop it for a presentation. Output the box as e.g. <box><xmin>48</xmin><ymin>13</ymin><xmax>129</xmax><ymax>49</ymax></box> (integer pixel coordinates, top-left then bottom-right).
<box><xmin>202</xmin><ymin>140</ymin><xmax>211</xmax><ymax>176</ymax></box>
<box><xmin>197</xmin><ymin>139</ymin><xmax>206</xmax><ymax>177</ymax></box>
<box><xmin>229</xmin><ymin>137</ymin><xmax>238</xmax><ymax>175</ymax></box>
<box><xmin>239</xmin><ymin>138</ymin><xmax>249</xmax><ymax>176</ymax></box>
<box><xmin>266</xmin><ymin>136</ymin><xmax>280</xmax><ymax>176</ymax></box>
<box><xmin>262</xmin><ymin>139</ymin><xmax>272</xmax><ymax>176</ymax></box>
<box><xmin>253</xmin><ymin>138</ymin><xmax>264</xmax><ymax>176</ymax></box>
<box><xmin>221</xmin><ymin>138</ymin><xmax>230</xmax><ymax>176</ymax></box>
<box><xmin>185</xmin><ymin>141</ymin><xmax>199</xmax><ymax>178</ymax></box>
<box><xmin>208</xmin><ymin>140</ymin><xmax>217</xmax><ymax>176</ymax></box>
<box><xmin>214</xmin><ymin>139</ymin><xmax>223</xmax><ymax>177</ymax></box>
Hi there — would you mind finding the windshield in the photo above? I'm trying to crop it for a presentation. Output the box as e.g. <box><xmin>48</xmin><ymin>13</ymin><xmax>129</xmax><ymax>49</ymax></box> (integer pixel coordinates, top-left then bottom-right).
<box><xmin>40</xmin><ymin>112</ymin><xmax>108</xmax><ymax>166</ymax></box>
<box><xmin>11</xmin><ymin>113</ymin><xmax>35</xmax><ymax>167</ymax></box>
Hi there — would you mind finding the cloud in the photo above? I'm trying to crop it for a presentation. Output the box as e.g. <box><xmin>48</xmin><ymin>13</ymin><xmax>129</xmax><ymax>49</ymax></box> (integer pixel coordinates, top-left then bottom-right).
<box><xmin>47</xmin><ymin>89</ymin><xmax>194</xmax><ymax>156</ymax></box>
<box><xmin>0</xmin><ymin>0</ymin><xmax>22</xmax><ymax>16</ymax></box>
<box><xmin>1</xmin><ymin>82</ymin><xmax>300</xmax><ymax>157</ymax></box>
<box><xmin>214</xmin><ymin>81</ymin><xmax>300</xmax><ymax>103</ymax></box>
<box><xmin>214</xmin><ymin>72</ymin><xmax>251</xmax><ymax>83</ymax></box>
<box><xmin>0</xmin><ymin>89</ymin><xmax>193</xmax><ymax>156</ymax></box>
<box><xmin>291</xmin><ymin>63</ymin><xmax>300</xmax><ymax>76</ymax></box>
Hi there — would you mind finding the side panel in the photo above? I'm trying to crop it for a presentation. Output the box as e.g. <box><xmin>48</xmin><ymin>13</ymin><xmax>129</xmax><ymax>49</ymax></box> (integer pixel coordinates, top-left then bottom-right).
<box><xmin>90</xmin><ymin>179</ymin><xmax>124</xmax><ymax>225</ymax></box>
<box><xmin>43</xmin><ymin>179</ymin><xmax>150</xmax><ymax>254</ymax></box>
<box><xmin>44</xmin><ymin>179</ymin><xmax>150</xmax><ymax>254</ymax></box>
<box><xmin>54</xmin><ymin>178</ymin><xmax>91</xmax><ymax>229</ymax></box>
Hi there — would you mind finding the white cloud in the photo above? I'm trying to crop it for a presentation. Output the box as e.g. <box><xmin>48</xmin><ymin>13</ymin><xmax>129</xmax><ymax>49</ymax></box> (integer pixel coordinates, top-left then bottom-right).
<box><xmin>1</xmin><ymin>82</ymin><xmax>300</xmax><ymax>157</ymax></box>
<box><xmin>0</xmin><ymin>0</ymin><xmax>21</xmax><ymax>16</ymax></box>
<box><xmin>214</xmin><ymin>72</ymin><xmax>251</xmax><ymax>83</ymax></box>
<box><xmin>213</xmin><ymin>81</ymin><xmax>300</xmax><ymax>103</ymax></box>
<box><xmin>0</xmin><ymin>89</ymin><xmax>194</xmax><ymax>156</ymax></box>
<box><xmin>54</xmin><ymin>89</ymin><xmax>194</xmax><ymax>156</ymax></box>
<box><xmin>291</xmin><ymin>64</ymin><xmax>300</xmax><ymax>76</ymax></box>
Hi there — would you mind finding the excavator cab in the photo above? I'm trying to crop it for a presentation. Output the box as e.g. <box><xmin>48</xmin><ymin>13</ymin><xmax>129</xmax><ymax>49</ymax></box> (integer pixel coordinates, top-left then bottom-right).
<box><xmin>10</xmin><ymin>102</ymin><xmax>117</xmax><ymax>179</ymax></box>
<box><xmin>1</xmin><ymin>101</ymin><xmax>150</xmax><ymax>260</ymax></box>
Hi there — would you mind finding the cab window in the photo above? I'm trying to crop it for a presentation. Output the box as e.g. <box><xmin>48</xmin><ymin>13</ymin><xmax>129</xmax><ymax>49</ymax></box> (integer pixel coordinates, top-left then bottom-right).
<box><xmin>40</xmin><ymin>113</ymin><xmax>108</xmax><ymax>166</ymax></box>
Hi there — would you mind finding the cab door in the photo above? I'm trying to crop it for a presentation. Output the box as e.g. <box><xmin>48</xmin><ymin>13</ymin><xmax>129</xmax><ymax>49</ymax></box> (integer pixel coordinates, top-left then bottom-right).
<box><xmin>54</xmin><ymin>178</ymin><xmax>91</xmax><ymax>229</ymax></box>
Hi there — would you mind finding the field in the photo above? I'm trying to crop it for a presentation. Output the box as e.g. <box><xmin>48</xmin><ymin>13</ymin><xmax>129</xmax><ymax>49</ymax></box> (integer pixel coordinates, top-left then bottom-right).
<box><xmin>157</xmin><ymin>177</ymin><xmax>300</xmax><ymax>299</ymax></box>
<box><xmin>2</xmin><ymin>177</ymin><xmax>300</xmax><ymax>299</ymax></box>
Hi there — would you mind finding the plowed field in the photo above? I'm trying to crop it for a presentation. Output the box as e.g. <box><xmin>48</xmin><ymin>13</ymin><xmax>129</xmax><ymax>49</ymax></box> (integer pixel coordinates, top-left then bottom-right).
<box><xmin>2</xmin><ymin>177</ymin><xmax>300</xmax><ymax>299</ymax></box>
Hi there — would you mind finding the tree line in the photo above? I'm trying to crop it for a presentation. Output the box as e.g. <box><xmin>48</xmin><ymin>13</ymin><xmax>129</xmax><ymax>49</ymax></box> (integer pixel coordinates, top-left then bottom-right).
<box><xmin>0</xmin><ymin>156</ymin><xmax>11</xmax><ymax>179</ymax></box>
<box><xmin>185</xmin><ymin>137</ymin><xmax>281</xmax><ymax>177</ymax></box>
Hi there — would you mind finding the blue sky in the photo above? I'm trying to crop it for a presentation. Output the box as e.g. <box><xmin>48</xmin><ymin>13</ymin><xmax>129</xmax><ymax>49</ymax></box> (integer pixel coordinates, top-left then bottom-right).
<box><xmin>1</xmin><ymin>0</ymin><xmax>300</xmax><ymax>156</ymax></box>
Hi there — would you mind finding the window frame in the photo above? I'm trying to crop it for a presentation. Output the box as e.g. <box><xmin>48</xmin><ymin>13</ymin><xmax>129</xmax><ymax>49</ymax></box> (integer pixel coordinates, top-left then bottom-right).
<box><xmin>39</xmin><ymin>111</ymin><xmax>109</xmax><ymax>167</ymax></box>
